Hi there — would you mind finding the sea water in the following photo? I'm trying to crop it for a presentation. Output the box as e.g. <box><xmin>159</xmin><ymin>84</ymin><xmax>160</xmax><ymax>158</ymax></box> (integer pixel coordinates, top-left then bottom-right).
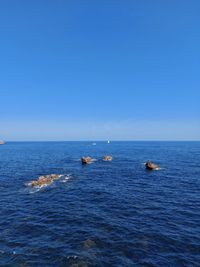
<box><xmin>0</xmin><ymin>141</ymin><xmax>199</xmax><ymax>266</ymax></box>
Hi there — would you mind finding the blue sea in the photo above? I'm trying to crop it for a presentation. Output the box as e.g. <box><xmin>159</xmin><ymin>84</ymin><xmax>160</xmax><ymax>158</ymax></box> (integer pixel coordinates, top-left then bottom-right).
<box><xmin>0</xmin><ymin>141</ymin><xmax>200</xmax><ymax>266</ymax></box>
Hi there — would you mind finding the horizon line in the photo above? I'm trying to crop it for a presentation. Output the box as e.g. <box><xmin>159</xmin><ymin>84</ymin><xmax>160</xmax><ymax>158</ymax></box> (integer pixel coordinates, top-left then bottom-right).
<box><xmin>3</xmin><ymin>140</ymin><xmax>200</xmax><ymax>142</ymax></box>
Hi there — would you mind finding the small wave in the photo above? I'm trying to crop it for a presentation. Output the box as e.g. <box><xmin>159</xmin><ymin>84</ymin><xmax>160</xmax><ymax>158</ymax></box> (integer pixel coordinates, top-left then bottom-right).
<box><xmin>25</xmin><ymin>181</ymin><xmax>33</xmax><ymax>187</ymax></box>
<box><xmin>29</xmin><ymin>183</ymin><xmax>50</xmax><ymax>194</ymax></box>
<box><xmin>67</xmin><ymin>255</ymin><xmax>78</xmax><ymax>260</ymax></box>
<box><xmin>60</xmin><ymin>174</ymin><xmax>73</xmax><ymax>183</ymax></box>
<box><xmin>145</xmin><ymin>167</ymin><xmax>162</xmax><ymax>171</ymax></box>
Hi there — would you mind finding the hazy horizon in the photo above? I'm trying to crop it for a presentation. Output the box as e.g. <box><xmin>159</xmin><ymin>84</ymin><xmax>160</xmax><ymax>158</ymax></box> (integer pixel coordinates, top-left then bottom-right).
<box><xmin>4</xmin><ymin>140</ymin><xmax>200</xmax><ymax>142</ymax></box>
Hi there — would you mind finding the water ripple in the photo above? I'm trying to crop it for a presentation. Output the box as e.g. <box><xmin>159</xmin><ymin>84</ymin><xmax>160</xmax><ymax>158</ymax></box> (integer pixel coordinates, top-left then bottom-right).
<box><xmin>0</xmin><ymin>141</ymin><xmax>200</xmax><ymax>266</ymax></box>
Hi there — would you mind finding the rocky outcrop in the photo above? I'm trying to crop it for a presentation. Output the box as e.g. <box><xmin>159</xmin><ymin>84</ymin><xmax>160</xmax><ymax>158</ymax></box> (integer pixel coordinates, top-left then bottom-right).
<box><xmin>81</xmin><ymin>157</ymin><xmax>93</xmax><ymax>164</ymax></box>
<box><xmin>145</xmin><ymin>161</ymin><xmax>160</xmax><ymax>170</ymax></box>
<box><xmin>31</xmin><ymin>174</ymin><xmax>62</xmax><ymax>187</ymax></box>
<box><xmin>103</xmin><ymin>155</ymin><xmax>113</xmax><ymax>161</ymax></box>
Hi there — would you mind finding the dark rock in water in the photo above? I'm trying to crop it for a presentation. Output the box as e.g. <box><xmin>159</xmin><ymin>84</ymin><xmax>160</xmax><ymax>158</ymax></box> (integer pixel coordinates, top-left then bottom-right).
<box><xmin>103</xmin><ymin>155</ymin><xmax>113</xmax><ymax>161</ymax></box>
<box><xmin>81</xmin><ymin>157</ymin><xmax>93</xmax><ymax>164</ymax></box>
<box><xmin>0</xmin><ymin>140</ymin><xmax>5</xmax><ymax>145</ymax></box>
<box><xmin>31</xmin><ymin>174</ymin><xmax>62</xmax><ymax>187</ymax></box>
<box><xmin>83</xmin><ymin>239</ymin><xmax>97</xmax><ymax>249</ymax></box>
<box><xmin>66</xmin><ymin>255</ymin><xmax>89</xmax><ymax>267</ymax></box>
<box><xmin>145</xmin><ymin>161</ymin><xmax>160</xmax><ymax>170</ymax></box>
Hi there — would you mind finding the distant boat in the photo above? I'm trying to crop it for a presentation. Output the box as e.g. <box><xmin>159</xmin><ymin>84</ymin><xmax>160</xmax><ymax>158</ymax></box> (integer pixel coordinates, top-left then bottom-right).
<box><xmin>92</xmin><ymin>142</ymin><xmax>96</xmax><ymax>146</ymax></box>
<box><xmin>107</xmin><ymin>140</ymin><xmax>110</xmax><ymax>144</ymax></box>
<box><xmin>0</xmin><ymin>140</ymin><xmax>5</xmax><ymax>145</ymax></box>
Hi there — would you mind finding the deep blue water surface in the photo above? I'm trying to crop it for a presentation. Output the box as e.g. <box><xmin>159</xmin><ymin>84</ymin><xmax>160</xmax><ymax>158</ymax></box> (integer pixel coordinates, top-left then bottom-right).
<box><xmin>0</xmin><ymin>141</ymin><xmax>200</xmax><ymax>266</ymax></box>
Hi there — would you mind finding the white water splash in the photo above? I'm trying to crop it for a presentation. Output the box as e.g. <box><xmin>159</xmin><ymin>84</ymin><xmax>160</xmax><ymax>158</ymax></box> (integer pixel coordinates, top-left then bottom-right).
<box><xmin>25</xmin><ymin>174</ymin><xmax>72</xmax><ymax>193</ymax></box>
<box><xmin>60</xmin><ymin>174</ymin><xmax>73</xmax><ymax>183</ymax></box>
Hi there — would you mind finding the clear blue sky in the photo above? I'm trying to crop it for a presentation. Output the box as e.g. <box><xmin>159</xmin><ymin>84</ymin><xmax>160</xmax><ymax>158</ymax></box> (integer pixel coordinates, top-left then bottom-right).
<box><xmin>0</xmin><ymin>0</ymin><xmax>199</xmax><ymax>140</ymax></box>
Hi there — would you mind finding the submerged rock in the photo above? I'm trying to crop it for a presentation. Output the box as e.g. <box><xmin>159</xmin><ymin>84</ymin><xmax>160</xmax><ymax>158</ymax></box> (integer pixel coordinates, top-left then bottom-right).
<box><xmin>31</xmin><ymin>174</ymin><xmax>62</xmax><ymax>187</ymax></box>
<box><xmin>83</xmin><ymin>239</ymin><xmax>97</xmax><ymax>249</ymax></box>
<box><xmin>81</xmin><ymin>157</ymin><xmax>93</xmax><ymax>164</ymax></box>
<box><xmin>145</xmin><ymin>161</ymin><xmax>160</xmax><ymax>170</ymax></box>
<box><xmin>69</xmin><ymin>259</ymin><xmax>89</xmax><ymax>267</ymax></box>
<box><xmin>103</xmin><ymin>155</ymin><xmax>113</xmax><ymax>161</ymax></box>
